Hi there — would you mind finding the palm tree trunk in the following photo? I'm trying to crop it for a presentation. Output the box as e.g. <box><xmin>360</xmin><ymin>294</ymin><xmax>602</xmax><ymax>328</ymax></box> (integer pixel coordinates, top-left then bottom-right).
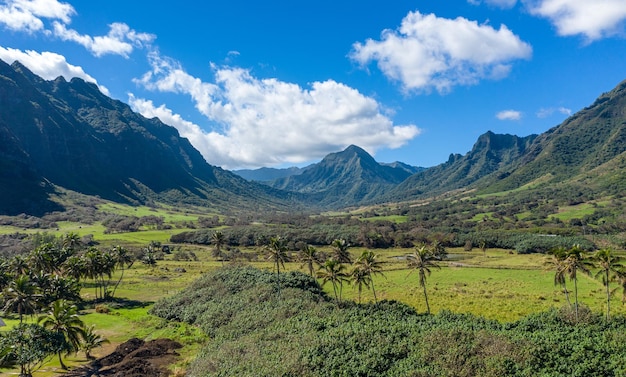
<box><xmin>574</xmin><ymin>273</ymin><xmax>579</xmax><ymax>322</ymax></box>
<box><xmin>112</xmin><ymin>266</ymin><xmax>125</xmax><ymax>299</ymax></box>
<box><xmin>331</xmin><ymin>282</ymin><xmax>339</xmax><ymax>304</ymax></box>
<box><xmin>58</xmin><ymin>351</ymin><xmax>67</xmax><ymax>370</ymax></box>
<box><xmin>605</xmin><ymin>270</ymin><xmax>611</xmax><ymax>321</ymax></box>
<box><xmin>562</xmin><ymin>281</ymin><xmax>571</xmax><ymax>306</ymax></box>
<box><xmin>276</xmin><ymin>261</ymin><xmax>281</xmax><ymax>297</ymax></box>
<box><xmin>371</xmin><ymin>278</ymin><xmax>378</xmax><ymax>303</ymax></box>
<box><xmin>423</xmin><ymin>284</ymin><xmax>431</xmax><ymax>314</ymax></box>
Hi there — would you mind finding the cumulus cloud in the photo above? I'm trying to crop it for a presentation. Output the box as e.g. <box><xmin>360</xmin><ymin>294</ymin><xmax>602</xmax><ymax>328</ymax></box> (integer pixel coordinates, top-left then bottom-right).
<box><xmin>536</xmin><ymin>106</ymin><xmax>571</xmax><ymax>118</ymax></box>
<box><xmin>0</xmin><ymin>46</ymin><xmax>109</xmax><ymax>94</ymax></box>
<box><xmin>496</xmin><ymin>109</ymin><xmax>522</xmax><ymax>120</ymax></box>
<box><xmin>468</xmin><ymin>0</ymin><xmax>518</xmax><ymax>8</ymax></box>
<box><xmin>53</xmin><ymin>21</ymin><xmax>154</xmax><ymax>58</ymax></box>
<box><xmin>132</xmin><ymin>54</ymin><xmax>421</xmax><ymax>169</ymax></box>
<box><xmin>0</xmin><ymin>0</ymin><xmax>153</xmax><ymax>57</ymax></box>
<box><xmin>528</xmin><ymin>0</ymin><xmax>626</xmax><ymax>41</ymax></box>
<box><xmin>0</xmin><ymin>0</ymin><xmax>74</xmax><ymax>33</ymax></box>
<box><xmin>349</xmin><ymin>11</ymin><xmax>532</xmax><ymax>94</ymax></box>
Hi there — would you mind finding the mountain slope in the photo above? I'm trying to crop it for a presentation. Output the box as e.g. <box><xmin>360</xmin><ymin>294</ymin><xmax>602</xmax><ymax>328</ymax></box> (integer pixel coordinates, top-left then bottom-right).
<box><xmin>482</xmin><ymin>79</ymin><xmax>626</xmax><ymax>193</ymax></box>
<box><xmin>268</xmin><ymin>145</ymin><xmax>413</xmax><ymax>206</ymax></box>
<box><xmin>386</xmin><ymin>131</ymin><xmax>537</xmax><ymax>200</ymax></box>
<box><xmin>0</xmin><ymin>59</ymin><xmax>294</xmax><ymax>214</ymax></box>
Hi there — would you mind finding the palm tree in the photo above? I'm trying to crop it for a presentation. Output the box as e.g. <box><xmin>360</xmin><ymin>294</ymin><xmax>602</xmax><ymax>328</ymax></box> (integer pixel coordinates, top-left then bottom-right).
<box><xmin>81</xmin><ymin>325</ymin><xmax>109</xmax><ymax>359</ymax></box>
<box><xmin>110</xmin><ymin>245</ymin><xmax>134</xmax><ymax>298</ymax></box>
<box><xmin>2</xmin><ymin>275</ymin><xmax>41</xmax><ymax>323</ymax></box>
<box><xmin>564</xmin><ymin>244</ymin><xmax>594</xmax><ymax>322</ymax></box>
<box><xmin>38</xmin><ymin>300</ymin><xmax>86</xmax><ymax>370</ymax></box>
<box><xmin>263</xmin><ymin>236</ymin><xmax>290</xmax><ymax>296</ymax></box>
<box><xmin>545</xmin><ymin>246</ymin><xmax>571</xmax><ymax>306</ymax></box>
<box><xmin>212</xmin><ymin>231</ymin><xmax>226</xmax><ymax>266</ymax></box>
<box><xmin>298</xmin><ymin>244</ymin><xmax>322</xmax><ymax>277</ymax></box>
<box><xmin>331</xmin><ymin>239</ymin><xmax>352</xmax><ymax>264</ymax></box>
<box><xmin>317</xmin><ymin>258</ymin><xmax>349</xmax><ymax>305</ymax></box>
<box><xmin>593</xmin><ymin>248</ymin><xmax>624</xmax><ymax>321</ymax></box>
<box><xmin>350</xmin><ymin>267</ymin><xmax>370</xmax><ymax>304</ymax></box>
<box><xmin>352</xmin><ymin>250</ymin><xmax>385</xmax><ymax>303</ymax></box>
<box><xmin>406</xmin><ymin>244</ymin><xmax>440</xmax><ymax>314</ymax></box>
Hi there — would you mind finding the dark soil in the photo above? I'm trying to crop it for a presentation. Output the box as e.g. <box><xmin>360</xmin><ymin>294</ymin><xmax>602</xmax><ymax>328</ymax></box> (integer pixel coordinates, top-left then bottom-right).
<box><xmin>61</xmin><ymin>338</ymin><xmax>183</xmax><ymax>377</ymax></box>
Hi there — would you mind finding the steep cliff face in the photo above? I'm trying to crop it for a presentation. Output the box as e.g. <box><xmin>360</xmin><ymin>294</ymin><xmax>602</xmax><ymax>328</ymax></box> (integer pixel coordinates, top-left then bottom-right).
<box><xmin>0</xmin><ymin>59</ymin><xmax>293</xmax><ymax>214</ymax></box>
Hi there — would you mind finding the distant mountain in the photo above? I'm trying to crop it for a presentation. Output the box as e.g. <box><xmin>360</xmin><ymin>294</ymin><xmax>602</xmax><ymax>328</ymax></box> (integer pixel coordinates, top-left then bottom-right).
<box><xmin>234</xmin><ymin>166</ymin><xmax>308</xmax><ymax>182</ymax></box>
<box><xmin>380</xmin><ymin>161</ymin><xmax>424</xmax><ymax>175</ymax></box>
<box><xmin>0</xmin><ymin>59</ymin><xmax>295</xmax><ymax>215</ymax></box>
<box><xmin>482</xmin><ymin>79</ymin><xmax>626</xmax><ymax>193</ymax></box>
<box><xmin>267</xmin><ymin>145</ymin><xmax>414</xmax><ymax>206</ymax></box>
<box><xmin>385</xmin><ymin>131</ymin><xmax>537</xmax><ymax>200</ymax></box>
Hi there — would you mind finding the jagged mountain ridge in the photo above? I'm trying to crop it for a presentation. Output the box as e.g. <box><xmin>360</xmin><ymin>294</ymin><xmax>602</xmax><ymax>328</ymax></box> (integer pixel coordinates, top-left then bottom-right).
<box><xmin>265</xmin><ymin>145</ymin><xmax>416</xmax><ymax>206</ymax></box>
<box><xmin>384</xmin><ymin>131</ymin><xmax>538</xmax><ymax>200</ymax></box>
<box><xmin>0</xmin><ymin>59</ymin><xmax>294</xmax><ymax>215</ymax></box>
<box><xmin>2</xmin><ymin>56</ymin><xmax>626</xmax><ymax>215</ymax></box>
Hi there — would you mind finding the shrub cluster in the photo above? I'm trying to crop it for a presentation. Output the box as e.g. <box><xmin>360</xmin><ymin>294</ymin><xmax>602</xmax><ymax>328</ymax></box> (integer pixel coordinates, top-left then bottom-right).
<box><xmin>151</xmin><ymin>266</ymin><xmax>626</xmax><ymax>377</ymax></box>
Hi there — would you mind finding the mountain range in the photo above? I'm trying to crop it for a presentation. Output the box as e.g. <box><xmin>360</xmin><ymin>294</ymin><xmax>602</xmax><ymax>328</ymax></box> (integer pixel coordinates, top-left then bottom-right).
<box><xmin>1</xmin><ymin>57</ymin><xmax>625</xmax><ymax>216</ymax></box>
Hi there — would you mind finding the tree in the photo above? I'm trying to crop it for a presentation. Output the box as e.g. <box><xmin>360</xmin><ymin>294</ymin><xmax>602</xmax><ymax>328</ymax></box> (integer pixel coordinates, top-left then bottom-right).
<box><xmin>212</xmin><ymin>231</ymin><xmax>226</xmax><ymax>266</ymax></box>
<box><xmin>406</xmin><ymin>244</ymin><xmax>440</xmax><ymax>314</ymax></box>
<box><xmin>2</xmin><ymin>275</ymin><xmax>41</xmax><ymax>323</ymax></box>
<box><xmin>593</xmin><ymin>248</ymin><xmax>623</xmax><ymax>321</ymax></box>
<box><xmin>298</xmin><ymin>244</ymin><xmax>322</xmax><ymax>277</ymax></box>
<box><xmin>564</xmin><ymin>244</ymin><xmax>594</xmax><ymax>322</ymax></box>
<box><xmin>331</xmin><ymin>239</ymin><xmax>351</xmax><ymax>264</ymax></box>
<box><xmin>352</xmin><ymin>250</ymin><xmax>385</xmax><ymax>303</ymax></box>
<box><xmin>263</xmin><ymin>236</ymin><xmax>290</xmax><ymax>296</ymax></box>
<box><xmin>317</xmin><ymin>258</ymin><xmax>349</xmax><ymax>305</ymax></box>
<box><xmin>545</xmin><ymin>246</ymin><xmax>571</xmax><ymax>306</ymax></box>
<box><xmin>0</xmin><ymin>323</ymin><xmax>65</xmax><ymax>377</ymax></box>
<box><xmin>81</xmin><ymin>325</ymin><xmax>109</xmax><ymax>359</ymax></box>
<box><xmin>110</xmin><ymin>245</ymin><xmax>134</xmax><ymax>299</ymax></box>
<box><xmin>38</xmin><ymin>300</ymin><xmax>86</xmax><ymax>370</ymax></box>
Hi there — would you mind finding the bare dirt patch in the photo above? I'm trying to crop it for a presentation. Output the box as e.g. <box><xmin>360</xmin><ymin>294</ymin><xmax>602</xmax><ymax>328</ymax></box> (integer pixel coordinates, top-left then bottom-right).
<box><xmin>61</xmin><ymin>338</ymin><xmax>182</xmax><ymax>377</ymax></box>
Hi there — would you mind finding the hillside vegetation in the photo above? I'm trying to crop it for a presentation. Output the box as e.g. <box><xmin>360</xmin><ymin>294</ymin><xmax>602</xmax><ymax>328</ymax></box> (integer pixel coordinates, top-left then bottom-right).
<box><xmin>152</xmin><ymin>266</ymin><xmax>626</xmax><ymax>377</ymax></box>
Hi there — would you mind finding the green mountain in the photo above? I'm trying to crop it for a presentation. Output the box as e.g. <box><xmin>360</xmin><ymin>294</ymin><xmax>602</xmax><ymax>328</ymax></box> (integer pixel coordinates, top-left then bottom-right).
<box><xmin>0</xmin><ymin>59</ymin><xmax>294</xmax><ymax>215</ymax></box>
<box><xmin>385</xmin><ymin>131</ymin><xmax>538</xmax><ymax>200</ymax></box>
<box><xmin>481</xmin><ymin>80</ymin><xmax>626</xmax><ymax>194</ymax></box>
<box><xmin>267</xmin><ymin>145</ymin><xmax>414</xmax><ymax>206</ymax></box>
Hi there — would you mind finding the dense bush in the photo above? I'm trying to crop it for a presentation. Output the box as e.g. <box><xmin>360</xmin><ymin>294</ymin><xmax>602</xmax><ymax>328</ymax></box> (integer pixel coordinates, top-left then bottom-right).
<box><xmin>151</xmin><ymin>266</ymin><xmax>626</xmax><ymax>377</ymax></box>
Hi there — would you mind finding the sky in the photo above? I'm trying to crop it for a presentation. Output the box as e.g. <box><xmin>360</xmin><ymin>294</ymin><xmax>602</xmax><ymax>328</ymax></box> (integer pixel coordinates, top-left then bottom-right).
<box><xmin>1</xmin><ymin>0</ymin><xmax>626</xmax><ymax>170</ymax></box>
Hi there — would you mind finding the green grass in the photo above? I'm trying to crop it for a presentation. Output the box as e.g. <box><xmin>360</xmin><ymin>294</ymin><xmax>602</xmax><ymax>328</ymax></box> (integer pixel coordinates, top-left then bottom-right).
<box><xmin>551</xmin><ymin>203</ymin><xmax>597</xmax><ymax>221</ymax></box>
<box><xmin>3</xmin><ymin>246</ymin><xmax>625</xmax><ymax>375</ymax></box>
<box><xmin>360</xmin><ymin>215</ymin><xmax>409</xmax><ymax>223</ymax></box>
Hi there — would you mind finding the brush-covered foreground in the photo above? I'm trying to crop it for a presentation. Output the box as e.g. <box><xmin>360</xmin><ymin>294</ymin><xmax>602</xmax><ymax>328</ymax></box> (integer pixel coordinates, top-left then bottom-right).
<box><xmin>152</xmin><ymin>266</ymin><xmax>626</xmax><ymax>377</ymax></box>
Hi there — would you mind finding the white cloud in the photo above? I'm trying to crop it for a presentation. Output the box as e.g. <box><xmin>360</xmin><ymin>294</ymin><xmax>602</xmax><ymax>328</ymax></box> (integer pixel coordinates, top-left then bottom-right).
<box><xmin>528</xmin><ymin>0</ymin><xmax>626</xmax><ymax>41</ymax></box>
<box><xmin>53</xmin><ymin>21</ymin><xmax>155</xmax><ymax>57</ymax></box>
<box><xmin>349</xmin><ymin>11</ymin><xmax>532</xmax><ymax>94</ymax></box>
<box><xmin>132</xmin><ymin>54</ymin><xmax>421</xmax><ymax>169</ymax></box>
<box><xmin>0</xmin><ymin>0</ymin><xmax>74</xmax><ymax>33</ymax></box>
<box><xmin>536</xmin><ymin>106</ymin><xmax>571</xmax><ymax>118</ymax></box>
<box><xmin>468</xmin><ymin>0</ymin><xmax>518</xmax><ymax>8</ymax></box>
<box><xmin>0</xmin><ymin>46</ymin><xmax>109</xmax><ymax>95</ymax></box>
<box><xmin>0</xmin><ymin>0</ymin><xmax>153</xmax><ymax>57</ymax></box>
<box><xmin>496</xmin><ymin>109</ymin><xmax>522</xmax><ymax>120</ymax></box>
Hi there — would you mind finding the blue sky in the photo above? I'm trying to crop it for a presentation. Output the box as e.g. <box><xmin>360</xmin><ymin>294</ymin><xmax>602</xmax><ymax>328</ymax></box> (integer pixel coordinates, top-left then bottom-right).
<box><xmin>1</xmin><ymin>0</ymin><xmax>626</xmax><ymax>170</ymax></box>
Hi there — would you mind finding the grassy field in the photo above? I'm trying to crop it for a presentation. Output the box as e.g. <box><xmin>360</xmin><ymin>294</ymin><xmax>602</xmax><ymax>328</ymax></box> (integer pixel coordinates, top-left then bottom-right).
<box><xmin>2</xmin><ymin>245</ymin><xmax>625</xmax><ymax>376</ymax></box>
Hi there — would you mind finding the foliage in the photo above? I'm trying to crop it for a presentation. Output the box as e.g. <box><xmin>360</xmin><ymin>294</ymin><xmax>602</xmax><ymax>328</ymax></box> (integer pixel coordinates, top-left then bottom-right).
<box><xmin>0</xmin><ymin>323</ymin><xmax>66</xmax><ymax>376</ymax></box>
<box><xmin>151</xmin><ymin>266</ymin><xmax>626</xmax><ymax>377</ymax></box>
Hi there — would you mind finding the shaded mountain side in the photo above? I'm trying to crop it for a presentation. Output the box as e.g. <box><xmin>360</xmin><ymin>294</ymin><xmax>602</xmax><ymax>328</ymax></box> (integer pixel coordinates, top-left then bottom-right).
<box><xmin>384</xmin><ymin>132</ymin><xmax>537</xmax><ymax>201</ymax></box>
<box><xmin>234</xmin><ymin>166</ymin><xmax>308</xmax><ymax>181</ymax></box>
<box><xmin>0</xmin><ymin>59</ymin><xmax>299</xmax><ymax>214</ymax></box>
<box><xmin>267</xmin><ymin>145</ymin><xmax>413</xmax><ymax>206</ymax></box>
<box><xmin>0</xmin><ymin>123</ymin><xmax>62</xmax><ymax>215</ymax></box>
<box><xmin>482</xmin><ymin>79</ymin><xmax>626</xmax><ymax>193</ymax></box>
